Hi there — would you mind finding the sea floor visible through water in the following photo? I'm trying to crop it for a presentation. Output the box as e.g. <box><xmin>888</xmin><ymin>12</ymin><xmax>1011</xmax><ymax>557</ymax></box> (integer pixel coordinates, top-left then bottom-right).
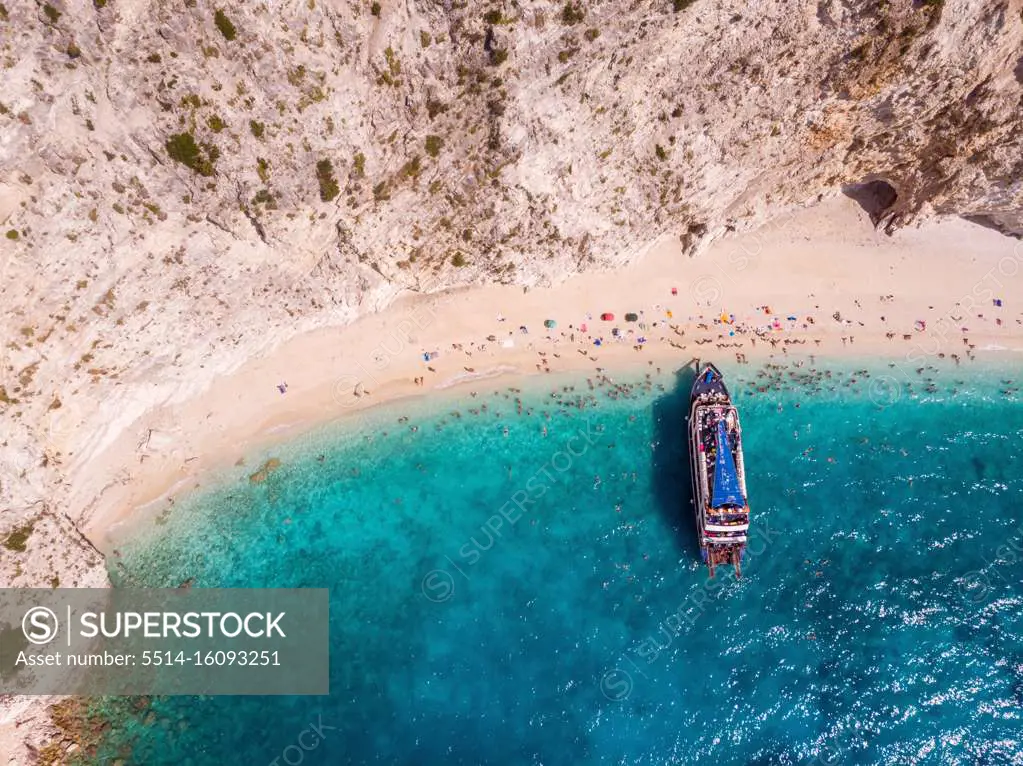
<box><xmin>91</xmin><ymin>356</ymin><xmax>1023</xmax><ymax>765</ymax></box>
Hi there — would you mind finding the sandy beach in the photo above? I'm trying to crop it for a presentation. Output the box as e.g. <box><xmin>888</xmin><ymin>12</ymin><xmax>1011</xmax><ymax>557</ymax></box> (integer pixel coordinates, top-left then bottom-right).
<box><xmin>71</xmin><ymin>196</ymin><xmax>1023</xmax><ymax>547</ymax></box>
<box><xmin>7</xmin><ymin>0</ymin><xmax>1023</xmax><ymax>758</ymax></box>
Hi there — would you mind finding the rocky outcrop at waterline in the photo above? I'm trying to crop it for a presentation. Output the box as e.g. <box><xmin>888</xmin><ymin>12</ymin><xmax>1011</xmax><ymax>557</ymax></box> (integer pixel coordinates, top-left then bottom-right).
<box><xmin>2</xmin><ymin>0</ymin><xmax>1022</xmax><ymax>758</ymax></box>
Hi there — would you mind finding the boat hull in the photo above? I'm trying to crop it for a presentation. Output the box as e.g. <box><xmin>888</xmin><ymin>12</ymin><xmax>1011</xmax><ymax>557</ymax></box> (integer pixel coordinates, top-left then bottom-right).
<box><xmin>687</xmin><ymin>364</ymin><xmax>750</xmax><ymax>577</ymax></box>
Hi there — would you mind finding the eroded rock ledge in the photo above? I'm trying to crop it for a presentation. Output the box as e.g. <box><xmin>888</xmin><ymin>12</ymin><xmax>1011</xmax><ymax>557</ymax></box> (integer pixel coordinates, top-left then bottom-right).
<box><xmin>1</xmin><ymin>0</ymin><xmax>1022</xmax><ymax>758</ymax></box>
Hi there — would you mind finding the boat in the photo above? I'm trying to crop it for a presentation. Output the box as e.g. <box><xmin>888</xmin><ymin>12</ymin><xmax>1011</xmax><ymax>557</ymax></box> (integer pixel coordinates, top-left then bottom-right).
<box><xmin>687</xmin><ymin>362</ymin><xmax>750</xmax><ymax>577</ymax></box>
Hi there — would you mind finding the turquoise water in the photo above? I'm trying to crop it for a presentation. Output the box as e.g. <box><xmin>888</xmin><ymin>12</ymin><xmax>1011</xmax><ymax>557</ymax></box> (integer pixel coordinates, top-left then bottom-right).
<box><xmin>100</xmin><ymin>358</ymin><xmax>1023</xmax><ymax>765</ymax></box>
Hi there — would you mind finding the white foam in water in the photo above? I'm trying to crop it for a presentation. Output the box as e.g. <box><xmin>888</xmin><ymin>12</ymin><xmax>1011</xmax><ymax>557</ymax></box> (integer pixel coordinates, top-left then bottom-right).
<box><xmin>97</xmin><ymin>360</ymin><xmax>1023</xmax><ymax>764</ymax></box>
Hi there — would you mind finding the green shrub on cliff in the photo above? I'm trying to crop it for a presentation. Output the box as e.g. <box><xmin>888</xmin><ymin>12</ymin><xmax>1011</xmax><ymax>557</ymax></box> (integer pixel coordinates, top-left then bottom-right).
<box><xmin>214</xmin><ymin>9</ymin><xmax>237</xmax><ymax>41</ymax></box>
<box><xmin>3</xmin><ymin>521</ymin><xmax>34</xmax><ymax>552</ymax></box>
<box><xmin>166</xmin><ymin>132</ymin><xmax>217</xmax><ymax>176</ymax></box>
<box><xmin>316</xmin><ymin>159</ymin><xmax>340</xmax><ymax>201</ymax></box>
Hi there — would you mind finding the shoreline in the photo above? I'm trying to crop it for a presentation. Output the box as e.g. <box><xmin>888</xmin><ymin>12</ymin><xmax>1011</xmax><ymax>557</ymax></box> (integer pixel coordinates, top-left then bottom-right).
<box><xmin>70</xmin><ymin>196</ymin><xmax>1023</xmax><ymax>550</ymax></box>
<box><xmin>98</xmin><ymin>348</ymin><xmax>1023</xmax><ymax>554</ymax></box>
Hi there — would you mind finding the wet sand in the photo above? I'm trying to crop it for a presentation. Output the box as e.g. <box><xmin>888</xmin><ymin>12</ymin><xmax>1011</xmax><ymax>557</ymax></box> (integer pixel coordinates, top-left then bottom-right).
<box><xmin>71</xmin><ymin>196</ymin><xmax>1023</xmax><ymax>546</ymax></box>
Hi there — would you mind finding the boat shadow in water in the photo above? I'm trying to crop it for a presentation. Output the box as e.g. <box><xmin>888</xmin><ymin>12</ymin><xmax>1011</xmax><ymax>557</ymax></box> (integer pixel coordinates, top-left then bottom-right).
<box><xmin>650</xmin><ymin>362</ymin><xmax>701</xmax><ymax>558</ymax></box>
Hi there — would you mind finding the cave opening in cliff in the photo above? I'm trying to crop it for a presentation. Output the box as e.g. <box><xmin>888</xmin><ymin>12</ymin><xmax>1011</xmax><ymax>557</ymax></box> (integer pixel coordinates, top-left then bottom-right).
<box><xmin>842</xmin><ymin>179</ymin><xmax>898</xmax><ymax>225</ymax></box>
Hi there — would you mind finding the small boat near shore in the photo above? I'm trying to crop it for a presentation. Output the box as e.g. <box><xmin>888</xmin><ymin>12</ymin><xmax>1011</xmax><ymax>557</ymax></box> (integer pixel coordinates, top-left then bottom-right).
<box><xmin>687</xmin><ymin>362</ymin><xmax>750</xmax><ymax>577</ymax></box>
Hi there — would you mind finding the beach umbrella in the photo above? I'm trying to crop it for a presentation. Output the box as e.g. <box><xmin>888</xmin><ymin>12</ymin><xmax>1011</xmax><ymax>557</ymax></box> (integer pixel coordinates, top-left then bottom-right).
<box><xmin>544</xmin><ymin>319</ymin><xmax>557</xmax><ymax>329</ymax></box>
<box><xmin>579</xmin><ymin>323</ymin><xmax>588</xmax><ymax>332</ymax></box>
<box><xmin>624</xmin><ymin>313</ymin><xmax>639</xmax><ymax>322</ymax></box>
<box><xmin>600</xmin><ymin>313</ymin><xmax>614</xmax><ymax>321</ymax></box>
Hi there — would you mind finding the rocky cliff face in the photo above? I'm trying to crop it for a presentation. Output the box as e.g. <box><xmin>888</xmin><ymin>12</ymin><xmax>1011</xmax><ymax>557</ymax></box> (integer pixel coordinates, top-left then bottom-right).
<box><xmin>0</xmin><ymin>0</ymin><xmax>1021</xmax><ymax>755</ymax></box>
<box><xmin>0</xmin><ymin>0</ymin><xmax>1022</xmax><ymax>745</ymax></box>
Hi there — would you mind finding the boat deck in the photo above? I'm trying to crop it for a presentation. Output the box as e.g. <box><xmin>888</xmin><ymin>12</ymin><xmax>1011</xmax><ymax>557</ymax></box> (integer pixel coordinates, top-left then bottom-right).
<box><xmin>688</xmin><ymin>363</ymin><xmax>751</xmax><ymax>576</ymax></box>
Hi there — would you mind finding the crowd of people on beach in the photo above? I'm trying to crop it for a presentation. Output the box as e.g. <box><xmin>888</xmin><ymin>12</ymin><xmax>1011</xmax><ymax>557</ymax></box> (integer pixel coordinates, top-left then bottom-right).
<box><xmin>293</xmin><ymin>286</ymin><xmax>1017</xmax><ymax>420</ymax></box>
<box><xmin>393</xmin><ymin>291</ymin><xmax>1014</xmax><ymax>398</ymax></box>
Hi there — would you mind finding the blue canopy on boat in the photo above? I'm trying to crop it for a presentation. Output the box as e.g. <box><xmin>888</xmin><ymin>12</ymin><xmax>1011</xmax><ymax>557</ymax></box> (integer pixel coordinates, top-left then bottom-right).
<box><xmin>711</xmin><ymin>420</ymin><xmax>744</xmax><ymax>509</ymax></box>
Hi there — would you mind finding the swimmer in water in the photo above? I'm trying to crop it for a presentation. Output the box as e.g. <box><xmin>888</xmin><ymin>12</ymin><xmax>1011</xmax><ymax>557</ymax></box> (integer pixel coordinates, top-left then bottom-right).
<box><xmin>593</xmin><ymin>475</ymin><xmax>602</xmax><ymax>489</ymax></box>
